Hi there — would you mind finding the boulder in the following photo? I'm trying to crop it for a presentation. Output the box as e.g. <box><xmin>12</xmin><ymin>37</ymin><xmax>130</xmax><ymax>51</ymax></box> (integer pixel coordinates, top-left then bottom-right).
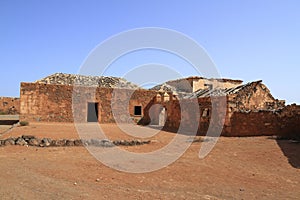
<box><xmin>28</xmin><ymin>138</ymin><xmax>41</xmax><ymax>146</ymax></box>
<box><xmin>113</xmin><ymin>140</ymin><xmax>121</xmax><ymax>146</ymax></box>
<box><xmin>53</xmin><ymin>139</ymin><xmax>66</xmax><ymax>147</ymax></box>
<box><xmin>40</xmin><ymin>138</ymin><xmax>51</xmax><ymax>147</ymax></box>
<box><xmin>66</xmin><ymin>140</ymin><xmax>74</xmax><ymax>146</ymax></box>
<box><xmin>101</xmin><ymin>139</ymin><xmax>114</xmax><ymax>147</ymax></box>
<box><xmin>15</xmin><ymin>137</ymin><xmax>27</xmax><ymax>146</ymax></box>
<box><xmin>74</xmin><ymin>139</ymin><xmax>83</xmax><ymax>146</ymax></box>
<box><xmin>4</xmin><ymin>138</ymin><xmax>15</xmax><ymax>146</ymax></box>
<box><xmin>22</xmin><ymin>135</ymin><xmax>36</xmax><ymax>141</ymax></box>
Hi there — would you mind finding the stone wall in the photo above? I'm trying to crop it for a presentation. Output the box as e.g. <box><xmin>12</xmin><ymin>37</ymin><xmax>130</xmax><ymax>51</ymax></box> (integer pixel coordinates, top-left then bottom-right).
<box><xmin>19</xmin><ymin>80</ymin><xmax>300</xmax><ymax>138</ymax></box>
<box><xmin>158</xmin><ymin>97</ymin><xmax>229</xmax><ymax>136</ymax></box>
<box><xmin>227</xmin><ymin>82</ymin><xmax>285</xmax><ymax>111</ymax></box>
<box><xmin>144</xmin><ymin>93</ymin><xmax>300</xmax><ymax>137</ymax></box>
<box><xmin>0</xmin><ymin>97</ymin><xmax>20</xmax><ymax>114</ymax></box>
<box><xmin>20</xmin><ymin>82</ymin><xmax>156</xmax><ymax>123</ymax></box>
<box><xmin>228</xmin><ymin>105</ymin><xmax>300</xmax><ymax>138</ymax></box>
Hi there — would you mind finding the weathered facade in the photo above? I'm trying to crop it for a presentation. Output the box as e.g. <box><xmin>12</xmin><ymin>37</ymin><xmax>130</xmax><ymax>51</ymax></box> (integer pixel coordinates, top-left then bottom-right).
<box><xmin>18</xmin><ymin>73</ymin><xmax>300</xmax><ymax>138</ymax></box>
<box><xmin>145</xmin><ymin>77</ymin><xmax>299</xmax><ymax>138</ymax></box>
<box><xmin>20</xmin><ymin>80</ymin><xmax>156</xmax><ymax>123</ymax></box>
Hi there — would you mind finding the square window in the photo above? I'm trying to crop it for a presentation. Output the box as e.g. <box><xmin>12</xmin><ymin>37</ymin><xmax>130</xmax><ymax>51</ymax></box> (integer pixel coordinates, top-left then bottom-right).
<box><xmin>134</xmin><ymin>106</ymin><xmax>142</xmax><ymax>116</ymax></box>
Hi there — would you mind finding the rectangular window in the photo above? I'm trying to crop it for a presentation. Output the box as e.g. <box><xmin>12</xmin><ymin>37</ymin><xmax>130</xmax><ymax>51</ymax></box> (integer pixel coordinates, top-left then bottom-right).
<box><xmin>134</xmin><ymin>106</ymin><xmax>142</xmax><ymax>116</ymax></box>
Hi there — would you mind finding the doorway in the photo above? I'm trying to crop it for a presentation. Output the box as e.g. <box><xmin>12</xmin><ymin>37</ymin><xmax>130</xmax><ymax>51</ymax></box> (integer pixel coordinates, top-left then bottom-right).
<box><xmin>87</xmin><ymin>102</ymin><xmax>99</xmax><ymax>122</ymax></box>
<box><xmin>158</xmin><ymin>107</ymin><xmax>166</xmax><ymax>126</ymax></box>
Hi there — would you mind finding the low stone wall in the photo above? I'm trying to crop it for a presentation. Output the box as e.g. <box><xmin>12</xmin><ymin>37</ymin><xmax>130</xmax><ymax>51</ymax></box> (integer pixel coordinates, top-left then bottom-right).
<box><xmin>0</xmin><ymin>135</ymin><xmax>151</xmax><ymax>147</ymax></box>
<box><xmin>0</xmin><ymin>97</ymin><xmax>20</xmax><ymax>115</ymax></box>
<box><xmin>227</xmin><ymin>104</ymin><xmax>300</xmax><ymax>138</ymax></box>
<box><xmin>228</xmin><ymin>111</ymin><xmax>280</xmax><ymax>136</ymax></box>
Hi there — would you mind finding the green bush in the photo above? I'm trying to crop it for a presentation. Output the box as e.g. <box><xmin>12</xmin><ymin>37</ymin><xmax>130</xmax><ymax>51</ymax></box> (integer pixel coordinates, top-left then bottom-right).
<box><xmin>19</xmin><ymin>121</ymin><xmax>29</xmax><ymax>126</ymax></box>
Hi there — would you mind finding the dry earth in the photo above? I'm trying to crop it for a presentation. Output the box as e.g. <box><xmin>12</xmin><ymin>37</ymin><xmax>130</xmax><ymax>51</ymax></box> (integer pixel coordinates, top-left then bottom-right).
<box><xmin>0</xmin><ymin>123</ymin><xmax>299</xmax><ymax>199</ymax></box>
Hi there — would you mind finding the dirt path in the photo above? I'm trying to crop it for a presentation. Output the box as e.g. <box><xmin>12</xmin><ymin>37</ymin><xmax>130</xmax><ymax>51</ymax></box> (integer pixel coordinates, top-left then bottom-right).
<box><xmin>0</xmin><ymin>123</ymin><xmax>299</xmax><ymax>199</ymax></box>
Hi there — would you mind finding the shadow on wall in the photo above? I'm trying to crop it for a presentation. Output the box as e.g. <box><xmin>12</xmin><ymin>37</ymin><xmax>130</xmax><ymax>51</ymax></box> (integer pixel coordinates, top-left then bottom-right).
<box><xmin>276</xmin><ymin>139</ymin><xmax>300</xmax><ymax>169</ymax></box>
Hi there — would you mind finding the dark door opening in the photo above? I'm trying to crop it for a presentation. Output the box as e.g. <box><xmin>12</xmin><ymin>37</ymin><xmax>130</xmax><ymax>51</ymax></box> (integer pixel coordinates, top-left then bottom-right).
<box><xmin>87</xmin><ymin>102</ymin><xmax>99</xmax><ymax>122</ymax></box>
<box><xmin>134</xmin><ymin>106</ymin><xmax>142</xmax><ymax>116</ymax></box>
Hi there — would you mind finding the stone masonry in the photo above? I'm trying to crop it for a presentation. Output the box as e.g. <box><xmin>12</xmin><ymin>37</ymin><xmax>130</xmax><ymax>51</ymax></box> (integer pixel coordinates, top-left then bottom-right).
<box><xmin>17</xmin><ymin>73</ymin><xmax>300</xmax><ymax>138</ymax></box>
<box><xmin>0</xmin><ymin>97</ymin><xmax>20</xmax><ymax>115</ymax></box>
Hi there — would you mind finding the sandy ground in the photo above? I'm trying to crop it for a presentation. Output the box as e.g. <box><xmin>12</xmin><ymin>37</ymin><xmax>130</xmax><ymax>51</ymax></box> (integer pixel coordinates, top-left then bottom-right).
<box><xmin>0</xmin><ymin>122</ymin><xmax>299</xmax><ymax>199</ymax></box>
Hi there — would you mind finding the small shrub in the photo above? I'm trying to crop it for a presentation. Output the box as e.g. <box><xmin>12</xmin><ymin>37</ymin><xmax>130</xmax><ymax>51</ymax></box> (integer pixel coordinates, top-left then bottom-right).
<box><xmin>19</xmin><ymin>121</ymin><xmax>29</xmax><ymax>126</ymax></box>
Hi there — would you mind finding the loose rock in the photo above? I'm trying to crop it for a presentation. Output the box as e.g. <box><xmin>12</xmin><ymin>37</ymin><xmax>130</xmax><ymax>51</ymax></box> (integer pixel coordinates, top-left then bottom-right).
<box><xmin>15</xmin><ymin>137</ymin><xmax>27</xmax><ymax>146</ymax></box>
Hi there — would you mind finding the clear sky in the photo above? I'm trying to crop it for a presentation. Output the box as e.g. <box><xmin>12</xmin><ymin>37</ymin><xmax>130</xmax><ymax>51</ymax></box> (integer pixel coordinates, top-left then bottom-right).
<box><xmin>0</xmin><ymin>0</ymin><xmax>299</xmax><ymax>104</ymax></box>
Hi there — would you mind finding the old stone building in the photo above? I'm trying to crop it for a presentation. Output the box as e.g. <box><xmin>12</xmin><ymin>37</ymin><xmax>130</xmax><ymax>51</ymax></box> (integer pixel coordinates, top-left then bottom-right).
<box><xmin>18</xmin><ymin>73</ymin><xmax>300</xmax><ymax>138</ymax></box>
<box><xmin>148</xmin><ymin>80</ymin><xmax>292</xmax><ymax>136</ymax></box>
<box><xmin>146</xmin><ymin>77</ymin><xmax>299</xmax><ymax>138</ymax></box>
<box><xmin>20</xmin><ymin>73</ymin><xmax>156</xmax><ymax>123</ymax></box>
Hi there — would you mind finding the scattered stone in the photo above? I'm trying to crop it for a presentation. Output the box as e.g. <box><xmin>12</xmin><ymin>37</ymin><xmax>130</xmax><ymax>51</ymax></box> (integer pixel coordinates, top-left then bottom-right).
<box><xmin>82</xmin><ymin>139</ymin><xmax>90</xmax><ymax>146</ymax></box>
<box><xmin>36</xmin><ymin>73</ymin><xmax>140</xmax><ymax>89</ymax></box>
<box><xmin>4</xmin><ymin>138</ymin><xmax>15</xmax><ymax>146</ymax></box>
<box><xmin>90</xmin><ymin>139</ymin><xmax>101</xmax><ymax>146</ymax></box>
<box><xmin>66</xmin><ymin>140</ymin><xmax>74</xmax><ymax>146</ymax></box>
<box><xmin>136</xmin><ymin>139</ymin><xmax>142</xmax><ymax>145</ymax></box>
<box><xmin>143</xmin><ymin>140</ymin><xmax>151</xmax><ymax>144</ymax></box>
<box><xmin>121</xmin><ymin>141</ymin><xmax>128</xmax><ymax>146</ymax></box>
<box><xmin>113</xmin><ymin>140</ymin><xmax>120</xmax><ymax>146</ymax></box>
<box><xmin>0</xmin><ymin>136</ymin><xmax>152</xmax><ymax>148</ymax></box>
<box><xmin>102</xmin><ymin>140</ymin><xmax>114</xmax><ymax>147</ymax></box>
<box><xmin>96</xmin><ymin>178</ymin><xmax>100</xmax><ymax>182</ymax></box>
<box><xmin>53</xmin><ymin>139</ymin><xmax>66</xmax><ymax>147</ymax></box>
<box><xmin>74</xmin><ymin>139</ymin><xmax>83</xmax><ymax>146</ymax></box>
<box><xmin>15</xmin><ymin>137</ymin><xmax>27</xmax><ymax>146</ymax></box>
<box><xmin>28</xmin><ymin>138</ymin><xmax>41</xmax><ymax>146</ymax></box>
<box><xmin>22</xmin><ymin>135</ymin><xmax>35</xmax><ymax>141</ymax></box>
<box><xmin>40</xmin><ymin>138</ymin><xmax>51</xmax><ymax>147</ymax></box>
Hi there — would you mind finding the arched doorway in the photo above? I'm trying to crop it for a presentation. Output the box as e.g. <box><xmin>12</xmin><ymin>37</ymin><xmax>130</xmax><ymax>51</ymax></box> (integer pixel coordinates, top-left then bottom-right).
<box><xmin>158</xmin><ymin>107</ymin><xmax>166</xmax><ymax>126</ymax></box>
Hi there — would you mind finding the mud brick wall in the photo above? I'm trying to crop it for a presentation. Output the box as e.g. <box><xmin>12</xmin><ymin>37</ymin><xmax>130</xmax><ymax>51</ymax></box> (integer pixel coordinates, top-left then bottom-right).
<box><xmin>228</xmin><ymin>105</ymin><xmax>300</xmax><ymax>137</ymax></box>
<box><xmin>152</xmin><ymin>94</ymin><xmax>299</xmax><ymax>137</ymax></box>
<box><xmin>141</xmin><ymin>98</ymin><xmax>201</xmax><ymax>134</ymax></box>
<box><xmin>277</xmin><ymin>104</ymin><xmax>300</xmax><ymax>139</ymax></box>
<box><xmin>20</xmin><ymin>83</ymin><xmax>74</xmax><ymax>122</ymax></box>
<box><xmin>228</xmin><ymin>111</ymin><xmax>280</xmax><ymax>136</ymax></box>
<box><xmin>0</xmin><ymin>97</ymin><xmax>20</xmax><ymax>114</ymax></box>
<box><xmin>154</xmin><ymin>96</ymin><xmax>229</xmax><ymax>136</ymax></box>
<box><xmin>20</xmin><ymin>82</ymin><xmax>156</xmax><ymax>123</ymax></box>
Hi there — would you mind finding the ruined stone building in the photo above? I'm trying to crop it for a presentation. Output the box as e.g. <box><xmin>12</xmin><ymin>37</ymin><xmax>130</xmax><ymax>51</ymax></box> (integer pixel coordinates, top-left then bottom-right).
<box><xmin>18</xmin><ymin>73</ymin><xmax>300</xmax><ymax>138</ymax></box>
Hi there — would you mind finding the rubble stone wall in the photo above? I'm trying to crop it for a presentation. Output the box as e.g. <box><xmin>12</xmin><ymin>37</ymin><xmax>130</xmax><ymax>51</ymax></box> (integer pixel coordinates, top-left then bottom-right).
<box><xmin>151</xmin><ymin>95</ymin><xmax>299</xmax><ymax>137</ymax></box>
<box><xmin>227</xmin><ymin>83</ymin><xmax>283</xmax><ymax>111</ymax></box>
<box><xmin>20</xmin><ymin>82</ymin><xmax>156</xmax><ymax>123</ymax></box>
<box><xmin>159</xmin><ymin>97</ymin><xmax>230</xmax><ymax>136</ymax></box>
<box><xmin>0</xmin><ymin>97</ymin><xmax>20</xmax><ymax>115</ymax></box>
<box><xmin>225</xmin><ymin>104</ymin><xmax>300</xmax><ymax>137</ymax></box>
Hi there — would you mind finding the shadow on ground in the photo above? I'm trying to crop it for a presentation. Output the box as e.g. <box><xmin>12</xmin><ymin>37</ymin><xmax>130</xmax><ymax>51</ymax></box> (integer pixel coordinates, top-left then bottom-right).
<box><xmin>276</xmin><ymin>139</ymin><xmax>300</xmax><ymax>169</ymax></box>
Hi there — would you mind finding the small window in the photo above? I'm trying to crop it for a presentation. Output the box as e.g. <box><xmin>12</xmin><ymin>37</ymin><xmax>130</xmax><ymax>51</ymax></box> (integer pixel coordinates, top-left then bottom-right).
<box><xmin>134</xmin><ymin>106</ymin><xmax>142</xmax><ymax>116</ymax></box>
<box><xmin>202</xmin><ymin>108</ymin><xmax>210</xmax><ymax>117</ymax></box>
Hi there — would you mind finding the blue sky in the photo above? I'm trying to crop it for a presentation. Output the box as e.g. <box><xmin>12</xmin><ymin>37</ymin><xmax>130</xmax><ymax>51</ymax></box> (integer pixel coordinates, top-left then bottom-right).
<box><xmin>0</xmin><ymin>0</ymin><xmax>299</xmax><ymax>104</ymax></box>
